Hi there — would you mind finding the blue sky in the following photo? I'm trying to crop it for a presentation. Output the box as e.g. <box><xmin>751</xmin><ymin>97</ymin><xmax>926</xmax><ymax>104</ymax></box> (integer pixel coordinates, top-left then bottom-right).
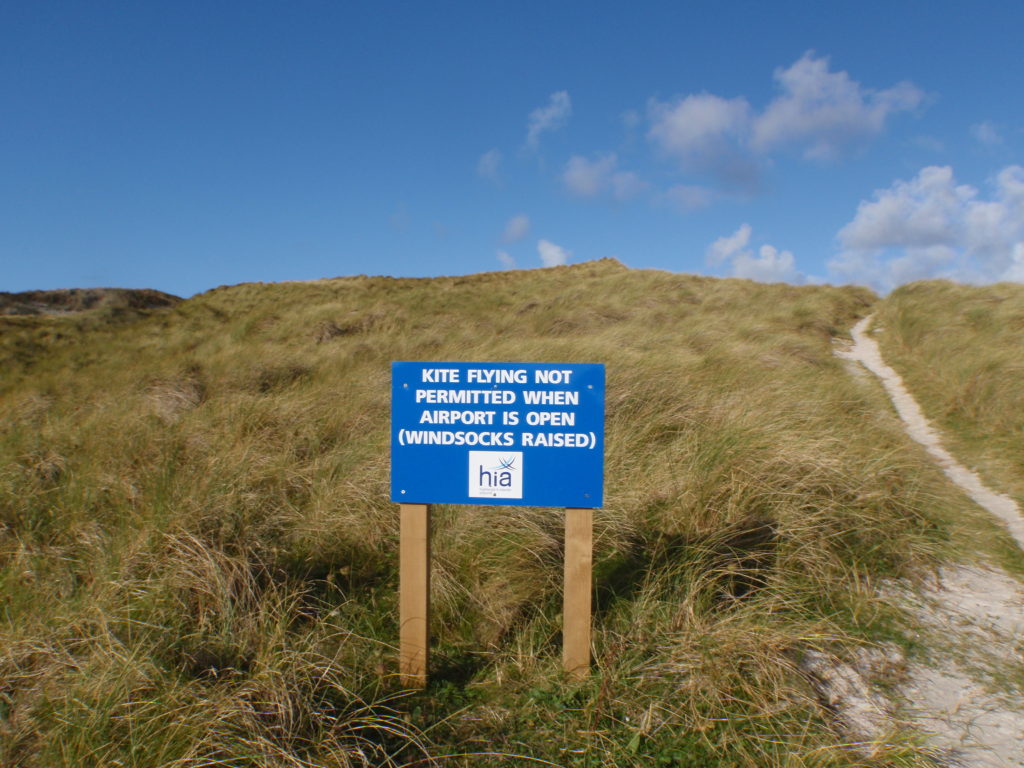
<box><xmin>2</xmin><ymin>1</ymin><xmax>1022</xmax><ymax>297</ymax></box>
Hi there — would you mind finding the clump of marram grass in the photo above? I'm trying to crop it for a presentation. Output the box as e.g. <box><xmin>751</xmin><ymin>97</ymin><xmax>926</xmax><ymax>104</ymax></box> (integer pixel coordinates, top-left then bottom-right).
<box><xmin>0</xmin><ymin>530</ymin><xmax>433</xmax><ymax>768</ymax></box>
<box><xmin>874</xmin><ymin>280</ymin><xmax>1024</xmax><ymax>511</ymax></box>
<box><xmin>0</xmin><ymin>261</ymin><xmax>977</xmax><ymax>766</ymax></box>
<box><xmin>147</xmin><ymin>365</ymin><xmax>206</xmax><ymax>423</ymax></box>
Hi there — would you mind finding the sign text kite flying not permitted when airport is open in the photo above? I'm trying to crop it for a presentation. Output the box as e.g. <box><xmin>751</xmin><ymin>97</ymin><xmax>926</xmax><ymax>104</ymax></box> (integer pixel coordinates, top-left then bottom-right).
<box><xmin>390</xmin><ymin>361</ymin><xmax>604</xmax><ymax>508</ymax></box>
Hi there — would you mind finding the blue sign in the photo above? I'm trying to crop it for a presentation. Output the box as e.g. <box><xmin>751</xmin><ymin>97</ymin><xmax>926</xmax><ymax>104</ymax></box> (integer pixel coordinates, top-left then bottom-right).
<box><xmin>391</xmin><ymin>362</ymin><xmax>604</xmax><ymax>508</ymax></box>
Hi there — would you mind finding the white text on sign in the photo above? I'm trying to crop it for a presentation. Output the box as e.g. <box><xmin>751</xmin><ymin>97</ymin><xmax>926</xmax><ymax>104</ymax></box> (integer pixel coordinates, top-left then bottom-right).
<box><xmin>421</xmin><ymin>368</ymin><xmax>575</xmax><ymax>385</ymax></box>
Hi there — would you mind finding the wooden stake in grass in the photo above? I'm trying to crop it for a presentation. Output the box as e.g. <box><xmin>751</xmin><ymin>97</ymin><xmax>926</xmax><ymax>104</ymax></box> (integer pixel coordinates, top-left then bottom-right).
<box><xmin>399</xmin><ymin>503</ymin><xmax>431</xmax><ymax>688</ymax></box>
<box><xmin>563</xmin><ymin>507</ymin><xmax>592</xmax><ymax>679</ymax></box>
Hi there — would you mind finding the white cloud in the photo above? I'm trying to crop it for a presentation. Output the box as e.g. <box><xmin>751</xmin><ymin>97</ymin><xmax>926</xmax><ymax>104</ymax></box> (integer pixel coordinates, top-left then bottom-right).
<box><xmin>1006</xmin><ymin>243</ymin><xmax>1024</xmax><ymax>281</ymax></box>
<box><xmin>645</xmin><ymin>53</ymin><xmax>923</xmax><ymax>190</ymax></box>
<box><xmin>477</xmin><ymin>149</ymin><xmax>502</xmax><ymax>181</ymax></box>
<box><xmin>648</xmin><ymin>93</ymin><xmax>751</xmax><ymax>158</ymax></box>
<box><xmin>733</xmin><ymin>244</ymin><xmax>800</xmax><ymax>283</ymax></box>
<box><xmin>838</xmin><ymin>166</ymin><xmax>969</xmax><ymax>250</ymax></box>
<box><xmin>830</xmin><ymin>165</ymin><xmax>1024</xmax><ymax>291</ymax></box>
<box><xmin>664</xmin><ymin>184</ymin><xmax>713</xmax><ymax>212</ymax></box>
<box><xmin>707</xmin><ymin>224</ymin><xmax>752</xmax><ymax>264</ymax></box>
<box><xmin>563</xmin><ymin>154</ymin><xmax>617</xmax><ymax>197</ymax></box>
<box><xmin>562</xmin><ymin>153</ymin><xmax>648</xmax><ymax>201</ymax></box>
<box><xmin>497</xmin><ymin>250</ymin><xmax>516</xmax><ymax>269</ymax></box>
<box><xmin>706</xmin><ymin>224</ymin><xmax>805</xmax><ymax>283</ymax></box>
<box><xmin>538</xmin><ymin>239</ymin><xmax>571</xmax><ymax>267</ymax></box>
<box><xmin>751</xmin><ymin>52</ymin><xmax>923</xmax><ymax>161</ymax></box>
<box><xmin>647</xmin><ymin>93</ymin><xmax>757</xmax><ymax>188</ymax></box>
<box><xmin>971</xmin><ymin>121</ymin><xmax>1003</xmax><ymax>146</ymax></box>
<box><xmin>526</xmin><ymin>91</ymin><xmax>571</xmax><ymax>149</ymax></box>
<box><xmin>502</xmin><ymin>214</ymin><xmax>530</xmax><ymax>244</ymax></box>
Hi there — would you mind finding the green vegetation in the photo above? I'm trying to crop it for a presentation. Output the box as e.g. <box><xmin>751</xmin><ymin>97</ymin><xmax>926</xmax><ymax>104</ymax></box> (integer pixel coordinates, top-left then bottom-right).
<box><xmin>0</xmin><ymin>261</ymin><xmax>989</xmax><ymax>766</ymax></box>
<box><xmin>0</xmin><ymin>287</ymin><xmax>181</xmax><ymax>317</ymax></box>
<box><xmin>874</xmin><ymin>280</ymin><xmax>1024</xmax><ymax>509</ymax></box>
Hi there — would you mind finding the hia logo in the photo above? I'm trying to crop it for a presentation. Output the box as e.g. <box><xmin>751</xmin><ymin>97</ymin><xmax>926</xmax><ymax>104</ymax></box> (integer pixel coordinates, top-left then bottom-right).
<box><xmin>468</xmin><ymin>451</ymin><xmax>523</xmax><ymax>499</ymax></box>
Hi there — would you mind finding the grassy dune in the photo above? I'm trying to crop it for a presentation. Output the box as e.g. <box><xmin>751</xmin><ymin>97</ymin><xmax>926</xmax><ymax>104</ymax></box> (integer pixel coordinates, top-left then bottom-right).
<box><xmin>874</xmin><ymin>280</ymin><xmax>1024</xmax><ymax>508</ymax></box>
<box><xmin>0</xmin><ymin>261</ymin><xmax>986</xmax><ymax>766</ymax></box>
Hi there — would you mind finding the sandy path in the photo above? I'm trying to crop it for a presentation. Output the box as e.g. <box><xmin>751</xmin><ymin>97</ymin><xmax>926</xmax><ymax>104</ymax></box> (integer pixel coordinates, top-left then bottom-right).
<box><xmin>836</xmin><ymin>314</ymin><xmax>1024</xmax><ymax>768</ymax></box>
<box><xmin>841</xmin><ymin>315</ymin><xmax>1024</xmax><ymax>547</ymax></box>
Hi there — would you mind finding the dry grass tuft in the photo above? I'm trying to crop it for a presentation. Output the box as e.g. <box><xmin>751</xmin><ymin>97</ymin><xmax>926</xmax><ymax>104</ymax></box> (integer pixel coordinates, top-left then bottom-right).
<box><xmin>147</xmin><ymin>368</ymin><xmax>206</xmax><ymax>422</ymax></box>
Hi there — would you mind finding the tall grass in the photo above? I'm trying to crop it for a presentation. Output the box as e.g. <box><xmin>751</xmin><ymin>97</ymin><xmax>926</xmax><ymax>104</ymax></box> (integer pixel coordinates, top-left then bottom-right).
<box><xmin>0</xmin><ymin>261</ymin><xmax>974</xmax><ymax>765</ymax></box>
<box><xmin>873</xmin><ymin>280</ymin><xmax>1024</xmax><ymax>509</ymax></box>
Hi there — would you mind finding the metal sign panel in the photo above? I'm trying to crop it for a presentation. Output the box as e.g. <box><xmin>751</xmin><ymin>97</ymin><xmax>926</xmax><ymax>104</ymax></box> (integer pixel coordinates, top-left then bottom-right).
<box><xmin>391</xmin><ymin>362</ymin><xmax>604</xmax><ymax>507</ymax></box>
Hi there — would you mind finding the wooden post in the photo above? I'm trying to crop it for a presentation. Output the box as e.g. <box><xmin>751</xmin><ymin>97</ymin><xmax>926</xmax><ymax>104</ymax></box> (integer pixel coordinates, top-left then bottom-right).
<box><xmin>563</xmin><ymin>507</ymin><xmax>593</xmax><ymax>678</ymax></box>
<box><xmin>400</xmin><ymin>503</ymin><xmax>431</xmax><ymax>688</ymax></box>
